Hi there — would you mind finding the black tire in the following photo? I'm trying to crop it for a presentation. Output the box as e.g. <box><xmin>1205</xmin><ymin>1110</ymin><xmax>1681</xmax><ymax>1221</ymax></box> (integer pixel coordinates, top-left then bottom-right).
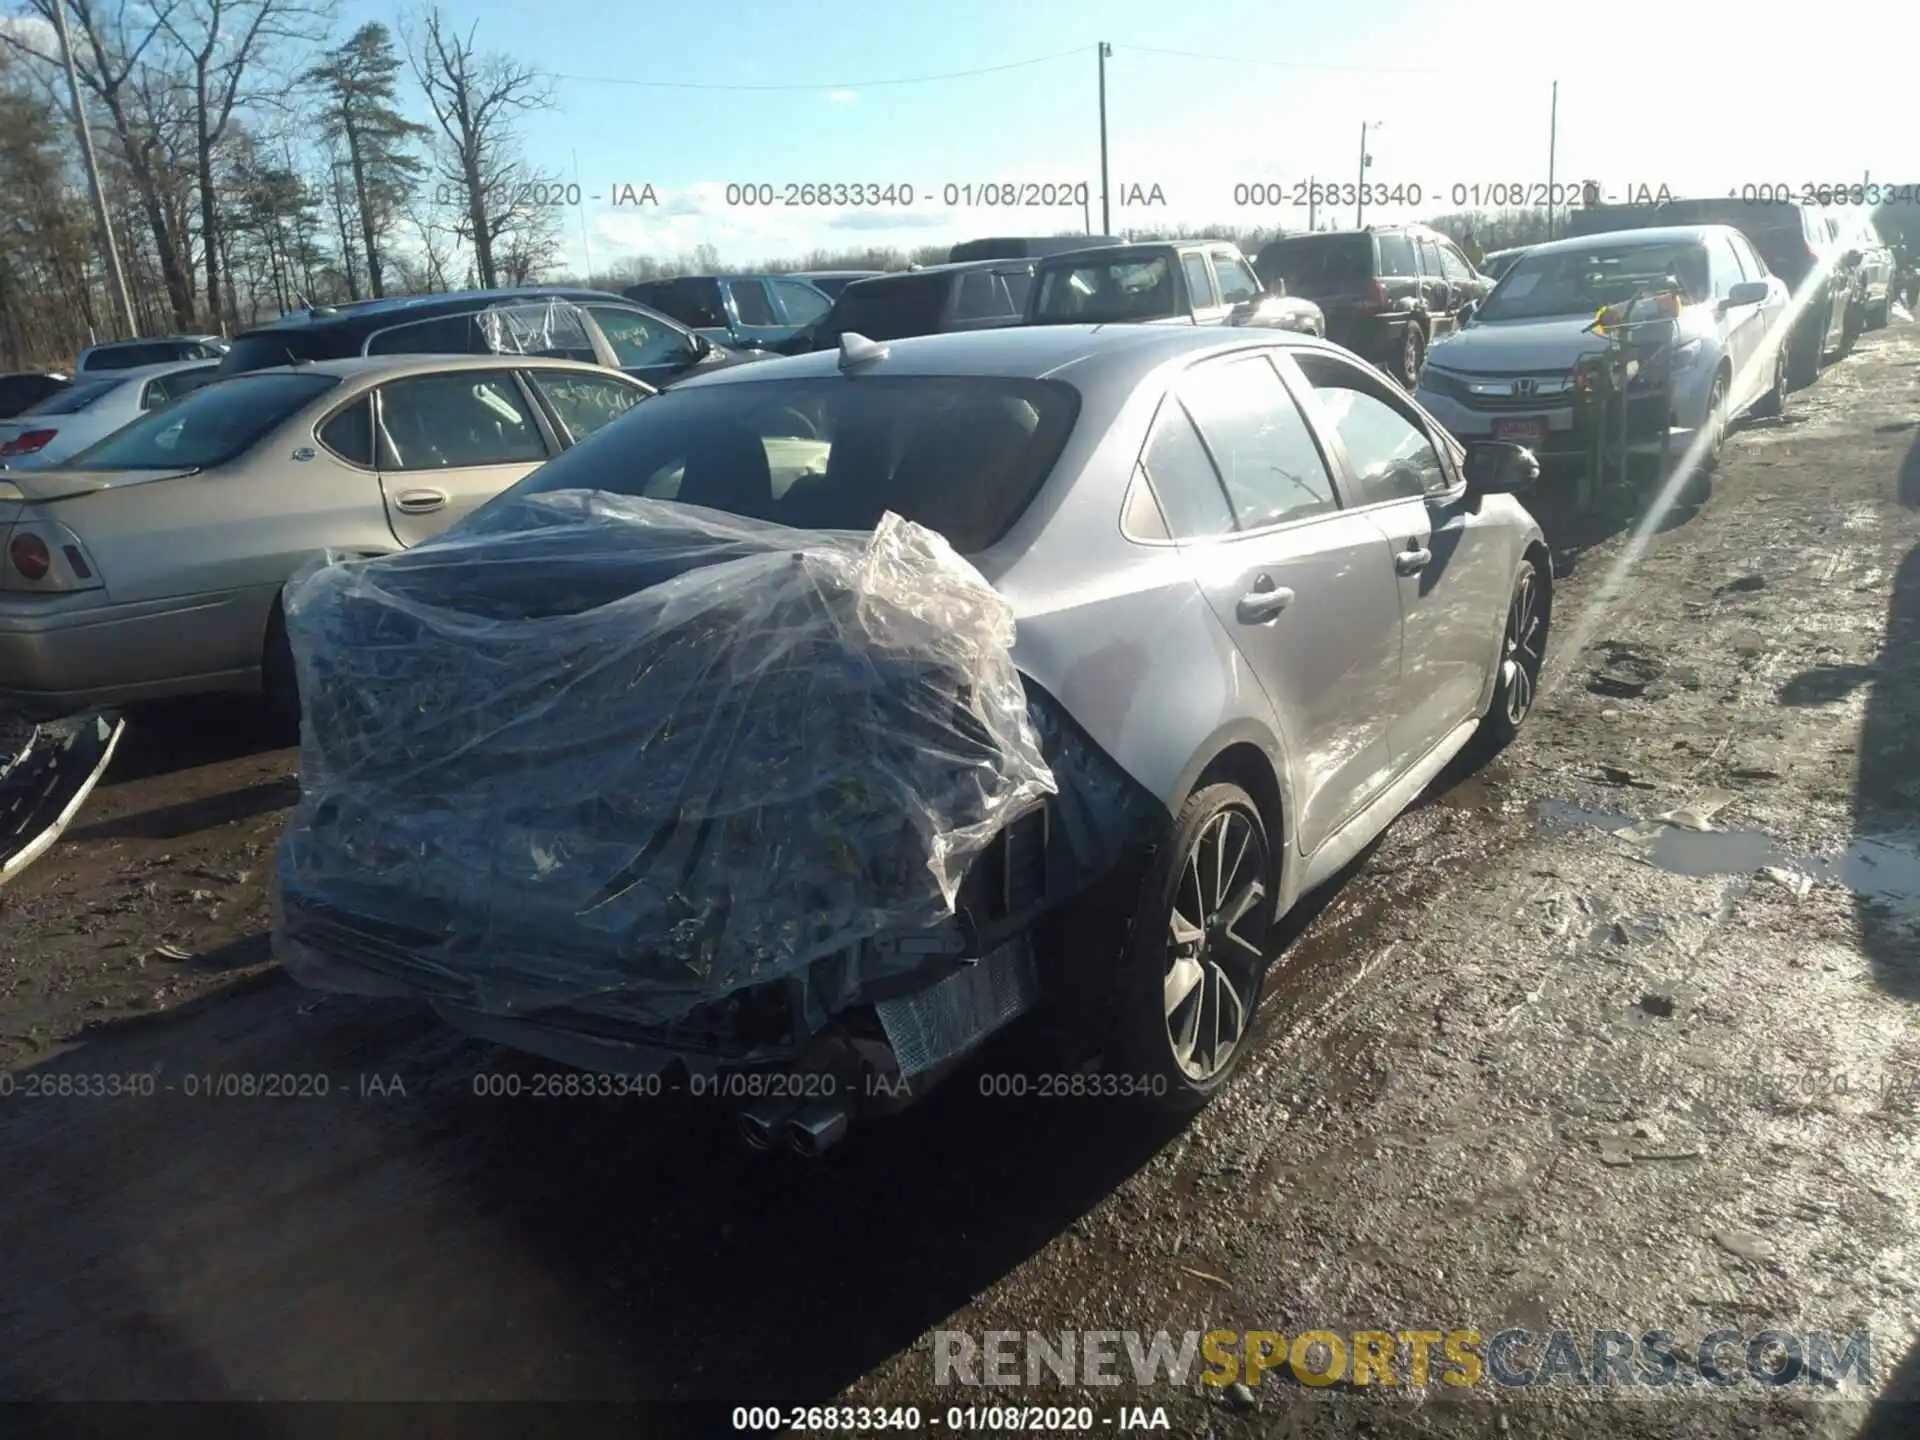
<box><xmin>262</xmin><ymin>597</ymin><xmax>300</xmax><ymax>721</ymax></box>
<box><xmin>1476</xmin><ymin>558</ymin><xmax>1546</xmax><ymax>754</ymax></box>
<box><xmin>1839</xmin><ymin>296</ymin><xmax>1862</xmax><ymax>356</ymax></box>
<box><xmin>1696</xmin><ymin>370</ymin><xmax>1729</xmax><ymax>477</ymax></box>
<box><xmin>1867</xmin><ymin>299</ymin><xmax>1889</xmax><ymax>331</ymax></box>
<box><xmin>1787</xmin><ymin>311</ymin><xmax>1823</xmax><ymax>388</ymax></box>
<box><xmin>1110</xmin><ymin>783</ymin><xmax>1277</xmax><ymax>1114</ymax></box>
<box><xmin>1751</xmin><ymin>338</ymin><xmax>1788</xmax><ymax>419</ymax></box>
<box><xmin>1398</xmin><ymin>324</ymin><xmax>1426</xmax><ymax>391</ymax></box>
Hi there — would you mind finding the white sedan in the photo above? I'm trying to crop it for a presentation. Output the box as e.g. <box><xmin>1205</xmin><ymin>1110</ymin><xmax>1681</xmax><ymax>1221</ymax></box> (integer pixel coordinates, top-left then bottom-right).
<box><xmin>0</xmin><ymin>359</ymin><xmax>222</xmax><ymax>468</ymax></box>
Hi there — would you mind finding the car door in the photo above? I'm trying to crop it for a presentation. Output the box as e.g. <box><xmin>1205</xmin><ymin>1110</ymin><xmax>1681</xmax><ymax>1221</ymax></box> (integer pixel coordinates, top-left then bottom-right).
<box><xmin>1432</xmin><ymin>238</ymin><xmax>1479</xmax><ymax>336</ymax></box>
<box><xmin>1148</xmin><ymin>351</ymin><xmax>1404</xmax><ymax>857</ymax></box>
<box><xmin>1286</xmin><ymin>349</ymin><xmax>1508</xmax><ymax>769</ymax></box>
<box><xmin>1708</xmin><ymin>232</ymin><xmax>1765</xmax><ymax>410</ymax></box>
<box><xmin>1415</xmin><ymin>234</ymin><xmax>1448</xmax><ymax>321</ymax></box>
<box><xmin>370</xmin><ymin>367</ymin><xmax>557</xmax><ymax>545</ymax></box>
<box><xmin>726</xmin><ymin>278</ymin><xmax>789</xmax><ymax>348</ymax></box>
<box><xmin>1727</xmin><ymin>231</ymin><xmax>1790</xmax><ymax>373</ymax></box>
<box><xmin>771</xmin><ymin>278</ymin><xmax>832</xmax><ymax>332</ymax></box>
<box><xmin>581</xmin><ymin>303</ymin><xmax>705</xmax><ymax>387</ymax></box>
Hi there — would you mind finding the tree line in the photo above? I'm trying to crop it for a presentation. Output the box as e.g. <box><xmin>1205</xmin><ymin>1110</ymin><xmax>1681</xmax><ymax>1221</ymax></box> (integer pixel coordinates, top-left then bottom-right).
<box><xmin>0</xmin><ymin>3</ymin><xmax>562</xmax><ymax>368</ymax></box>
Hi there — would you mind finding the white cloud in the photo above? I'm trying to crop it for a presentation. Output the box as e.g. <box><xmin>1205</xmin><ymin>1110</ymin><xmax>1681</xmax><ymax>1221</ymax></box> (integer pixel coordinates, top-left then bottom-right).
<box><xmin>0</xmin><ymin>15</ymin><xmax>59</xmax><ymax>54</ymax></box>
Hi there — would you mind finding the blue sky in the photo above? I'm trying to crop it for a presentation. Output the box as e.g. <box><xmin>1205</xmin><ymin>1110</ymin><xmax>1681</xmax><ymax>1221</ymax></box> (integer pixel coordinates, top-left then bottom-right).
<box><xmin>335</xmin><ymin>0</ymin><xmax>1914</xmax><ymax>272</ymax></box>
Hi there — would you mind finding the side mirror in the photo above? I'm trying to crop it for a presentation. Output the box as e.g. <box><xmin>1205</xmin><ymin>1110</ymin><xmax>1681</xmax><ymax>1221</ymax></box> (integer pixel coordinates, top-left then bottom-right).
<box><xmin>1463</xmin><ymin>440</ymin><xmax>1539</xmax><ymax>496</ymax></box>
<box><xmin>1725</xmin><ymin>280</ymin><xmax>1770</xmax><ymax>307</ymax></box>
<box><xmin>1843</xmin><ymin>249</ymin><xmax>1862</xmax><ymax>268</ymax></box>
<box><xmin>687</xmin><ymin>333</ymin><xmax>714</xmax><ymax>360</ymax></box>
<box><xmin>1458</xmin><ymin>299</ymin><xmax>1479</xmax><ymax>325</ymax></box>
<box><xmin>1228</xmin><ymin>299</ymin><xmax>1260</xmax><ymax>325</ymax></box>
<box><xmin>1267</xmin><ymin>277</ymin><xmax>1287</xmax><ymax>298</ymax></box>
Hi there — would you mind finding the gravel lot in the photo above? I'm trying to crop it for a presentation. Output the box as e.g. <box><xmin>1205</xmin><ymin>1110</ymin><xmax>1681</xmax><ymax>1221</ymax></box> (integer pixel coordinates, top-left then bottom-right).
<box><xmin>1</xmin><ymin>320</ymin><xmax>1917</xmax><ymax>1438</ymax></box>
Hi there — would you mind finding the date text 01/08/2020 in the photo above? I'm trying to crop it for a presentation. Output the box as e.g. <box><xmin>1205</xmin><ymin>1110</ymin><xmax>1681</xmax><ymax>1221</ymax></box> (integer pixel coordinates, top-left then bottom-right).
<box><xmin>1229</xmin><ymin>181</ymin><xmax>1677</xmax><ymax>210</ymax></box>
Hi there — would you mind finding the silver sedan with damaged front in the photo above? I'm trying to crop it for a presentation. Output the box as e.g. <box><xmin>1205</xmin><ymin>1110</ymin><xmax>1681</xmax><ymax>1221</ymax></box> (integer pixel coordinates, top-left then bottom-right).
<box><xmin>271</xmin><ymin>324</ymin><xmax>1550</xmax><ymax>1155</ymax></box>
<box><xmin>0</xmin><ymin>354</ymin><xmax>654</xmax><ymax>718</ymax></box>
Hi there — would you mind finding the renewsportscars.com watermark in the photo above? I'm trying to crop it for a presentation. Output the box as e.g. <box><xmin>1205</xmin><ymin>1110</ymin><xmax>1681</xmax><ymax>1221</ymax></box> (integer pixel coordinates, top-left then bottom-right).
<box><xmin>933</xmin><ymin>1328</ymin><xmax>1875</xmax><ymax>1394</ymax></box>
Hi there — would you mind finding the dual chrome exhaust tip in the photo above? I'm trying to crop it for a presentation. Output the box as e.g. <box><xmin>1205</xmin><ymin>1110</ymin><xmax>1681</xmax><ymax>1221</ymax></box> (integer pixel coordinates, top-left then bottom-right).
<box><xmin>737</xmin><ymin>1095</ymin><xmax>851</xmax><ymax>1157</ymax></box>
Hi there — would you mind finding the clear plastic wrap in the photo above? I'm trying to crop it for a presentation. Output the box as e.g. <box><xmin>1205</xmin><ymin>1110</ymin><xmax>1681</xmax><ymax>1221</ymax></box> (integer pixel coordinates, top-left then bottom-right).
<box><xmin>271</xmin><ymin>492</ymin><xmax>1060</xmax><ymax>1025</ymax></box>
<box><xmin>476</xmin><ymin>298</ymin><xmax>596</xmax><ymax>357</ymax></box>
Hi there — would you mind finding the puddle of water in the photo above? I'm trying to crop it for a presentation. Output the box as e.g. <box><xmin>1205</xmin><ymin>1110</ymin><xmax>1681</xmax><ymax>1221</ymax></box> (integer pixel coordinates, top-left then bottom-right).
<box><xmin>1533</xmin><ymin>800</ymin><xmax>1920</xmax><ymax>915</ymax></box>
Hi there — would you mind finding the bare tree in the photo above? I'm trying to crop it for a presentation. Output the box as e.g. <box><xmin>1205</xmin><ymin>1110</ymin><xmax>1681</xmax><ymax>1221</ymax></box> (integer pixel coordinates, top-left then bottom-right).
<box><xmin>5</xmin><ymin>0</ymin><xmax>200</xmax><ymax>327</ymax></box>
<box><xmin>407</xmin><ymin>7</ymin><xmax>555</xmax><ymax>289</ymax></box>
<box><xmin>157</xmin><ymin>0</ymin><xmax>335</xmax><ymax>326</ymax></box>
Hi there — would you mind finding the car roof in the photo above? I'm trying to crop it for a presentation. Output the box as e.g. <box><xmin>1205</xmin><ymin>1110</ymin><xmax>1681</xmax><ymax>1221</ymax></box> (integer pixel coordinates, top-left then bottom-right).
<box><xmin>237</xmin><ymin>287</ymin><xmax>636</xmax><ymax>335</ymax></box>
<box><xmin>672</xmin><ymin>323</ymin><xmax>1333</xmax><ymax>388</ymax></box>
<box><xmin>1520</xmin><ymin>225</ymin><xmax>1730</xmax><ymax>257</ymax></box>
<box><xmin>82</xmin><ymin>334</ymin><xmax>223</xmax><ymax>349</ymax></box>
<box><xmin>1037</xmin><ymin>240</ymin><xmax>1235</xmax><ymax>264</ymax></box>
<box><xmin>208</xmin><ymin>354</ymin><xmax>643</xmax><ymax>384</ymax></box>
<box><xmin>77</xmin><ymin>358</ymin><xmax>226</xmax><ymax>382</ymax></box>
<box><xmin>794</xmin><ymin>269</ymin><xmax>886</xmax><ymax>277</ymax></box>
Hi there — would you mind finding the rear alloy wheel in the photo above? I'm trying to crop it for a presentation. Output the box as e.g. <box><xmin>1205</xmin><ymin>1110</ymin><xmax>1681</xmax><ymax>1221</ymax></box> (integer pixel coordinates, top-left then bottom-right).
<box><xmin>1399</xmin><ymin>325</ymin><xmax>1426</xmax><ymax>390</ymax></box>
<box><xmin>1115</xmin><ymin>783</ymin><xmax>1275</xmax><ymax>1112</ymax></box>
<box><xmin>1699</xmin><ymin>371</ymin><xmax>1729</xmax><ymax>473</ymax></box>
<box><xmin>1477</xmin><ymin>559</ymin><xmax>1545</xmax><ymax>752</ymax></box>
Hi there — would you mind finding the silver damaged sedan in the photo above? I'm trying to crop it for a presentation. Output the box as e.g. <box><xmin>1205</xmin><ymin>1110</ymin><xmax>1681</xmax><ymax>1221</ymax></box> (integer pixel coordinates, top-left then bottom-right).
<box><xmin>281</xmin><ymin>324</ymin><xmax>1551</xmax><ymax>1126</ymax></box>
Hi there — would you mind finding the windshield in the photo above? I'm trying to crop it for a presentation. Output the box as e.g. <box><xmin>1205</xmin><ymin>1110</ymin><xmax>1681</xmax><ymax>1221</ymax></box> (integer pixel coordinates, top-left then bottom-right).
<box><xmin>21</xmin><ymin>378</ymin><xmax>126</xmax><ymax>415</ymax></box>
<box><xmin>488</xmin><ymin>374</ymin><xmax>1080</xmax><ymax>554</ymax></box>
<box><xmin>1479</xmin><ymin>242</ymin><xmax>1711</xmax><ymax>322</ymax></box>
<box><xmin>1030</xmin><ymin>256</ymin><xmax>1174</xmax><ymax>322</ymax></box>
<box><xmin>61</xmin><ymin>371</ymin><xmax>339</xmax><ymax>471</ymax></box>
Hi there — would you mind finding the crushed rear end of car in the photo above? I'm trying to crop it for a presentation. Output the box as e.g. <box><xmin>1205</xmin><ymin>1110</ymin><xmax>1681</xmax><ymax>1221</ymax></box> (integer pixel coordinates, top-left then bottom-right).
<box><xmin>270</xmin><ymin>491</ymin><xmax>1163</xmax><ymax>1154</ymax></box>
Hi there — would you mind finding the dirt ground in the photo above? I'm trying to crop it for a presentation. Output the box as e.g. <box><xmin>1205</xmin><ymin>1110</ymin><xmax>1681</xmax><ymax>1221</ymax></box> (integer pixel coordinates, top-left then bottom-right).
<box><xmin>1</xmin><ymin>321</ymin><xmax>1918</xmax><ymax>1438</ymax></box>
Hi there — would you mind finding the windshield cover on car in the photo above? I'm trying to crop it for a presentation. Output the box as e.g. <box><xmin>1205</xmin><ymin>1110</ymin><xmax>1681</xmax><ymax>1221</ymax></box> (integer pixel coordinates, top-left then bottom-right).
<box><xmin>21</xmin><ymin>378</ymin><xmax>126</xmax><ymax>415</ymax></box>
<box><xmin>1478</xmin><ymin>242</ymin><xmax>1711</xmax><ymax>322</ymax></box>
<box><xmin>1031</xmin><ymin>256</ymin><xmax>1174</xmax><ymax>322</ymax></box>
<box><xmin>490</xmin><ymin>374</ymin><xmax>1080</xmax><ymax>554</ymax></box>
<box><xmin>61</xmin><ymin>371</ymin><xmax>339</xmax><ymax>470</ymax></box>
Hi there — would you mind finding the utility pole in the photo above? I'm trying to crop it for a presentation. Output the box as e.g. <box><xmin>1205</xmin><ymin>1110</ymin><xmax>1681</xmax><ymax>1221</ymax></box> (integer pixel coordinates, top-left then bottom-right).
<box><xmin>51</xmin><ymin>0</ymin><xmax>135</xmax><ymax>338</ymax></box>
<box><xmin>1546</xmin><ymin>81</ymin><xmax>1559</xmax><ymax>241</ymax></box>
<box><xmin>1356</xmin><ymin>121</ymin><xmax>1380</xmax><ymax>228</ymax></box>
<box><xmin>1097</xmin><ymin>42</ymin><xmax>1112</xmax><ymax>235</ymax></box>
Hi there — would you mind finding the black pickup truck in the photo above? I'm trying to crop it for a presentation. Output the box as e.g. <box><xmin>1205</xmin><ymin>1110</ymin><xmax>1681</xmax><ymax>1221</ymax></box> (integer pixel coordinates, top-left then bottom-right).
<box><xmin>1025</xmin><ymin>241</ymin><xmax>1323</xmax><ymax>334</ymax></box>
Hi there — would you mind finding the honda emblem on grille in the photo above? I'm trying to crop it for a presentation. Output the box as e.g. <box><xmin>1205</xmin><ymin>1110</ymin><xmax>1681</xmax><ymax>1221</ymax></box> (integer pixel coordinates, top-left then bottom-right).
<box><xmin>1513</xmin><ymin>378</ymin><xmax>1535</xmax><ymax>396</ymax></box>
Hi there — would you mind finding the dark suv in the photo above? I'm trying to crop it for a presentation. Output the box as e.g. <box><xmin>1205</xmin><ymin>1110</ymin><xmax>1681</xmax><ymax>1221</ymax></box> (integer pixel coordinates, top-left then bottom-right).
<box><xmin>1564</xmin><ymin>199</ymin><xmax>1857</xmax><ymax>386</ymax></box>
<box><xmin>218</xmin><ymin>287</ymin><xmax>761</xmax><ymax>390</ymax></box>
<box><xmin>1253</xmin><ymin>226</ymin><xmax>1493</xmax><ymax>389</ymax></box>
<box><xmin>807</xmin><ymin>260</ymin><xmax>1036</xmax><ymax>350</ymax></box>
<box><xmin>622</xmin><ymin>274</ymin><xmax>835</xmax><ymax>352</ymax></box>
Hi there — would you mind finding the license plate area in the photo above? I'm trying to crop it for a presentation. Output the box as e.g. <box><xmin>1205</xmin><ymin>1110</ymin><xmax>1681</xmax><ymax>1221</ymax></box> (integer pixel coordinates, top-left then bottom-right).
<box><xmin>1493</xmin><ymin>416</ymin><xmax>1548</xmax><ymax>443</ymax></box>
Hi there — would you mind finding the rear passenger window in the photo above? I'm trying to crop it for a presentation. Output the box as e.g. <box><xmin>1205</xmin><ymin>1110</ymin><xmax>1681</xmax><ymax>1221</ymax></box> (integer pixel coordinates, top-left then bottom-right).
<box><xmin>366</xmin><ymin>315</ymin><xmax>483</xmax><ymax>356</ymax></box>
<box><xmin>1179</xmin><ymin>356</ymin><xmax>1336</xmax><ymax>530</ymax></box>
<box><xmin>1374</xmin><ymin>233</ymin><xmax>1416</xmax><ymax>276</ymax></box>
<box><xmin>318</xmin><ymin>396</ymin><xmax>374</xmax><ymax>466</ymax></box>
<box><xmin>1139</xmin><ymin>400</ymin><xmax>1235</xmax><ymax>540</ymax></box>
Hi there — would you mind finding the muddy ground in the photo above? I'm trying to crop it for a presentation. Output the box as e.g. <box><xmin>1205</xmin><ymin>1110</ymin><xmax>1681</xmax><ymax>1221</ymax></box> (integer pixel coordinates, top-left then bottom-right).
<box><xmin>1</xmin><ymin>324</ymin><xmax>1917</xmax><ymax>1437</ymax></box>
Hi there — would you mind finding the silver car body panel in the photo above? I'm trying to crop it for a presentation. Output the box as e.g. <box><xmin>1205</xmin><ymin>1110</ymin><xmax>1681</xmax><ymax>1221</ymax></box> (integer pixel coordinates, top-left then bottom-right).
<box><xmin>675</xmin><ymin>326</ymin><xmax>1545</xmax><ymax>907</ymax></box>
<box><xmin>0</xmin><ymin>355</ymin><xmax>655</xmax><ymax>713</ymax></box>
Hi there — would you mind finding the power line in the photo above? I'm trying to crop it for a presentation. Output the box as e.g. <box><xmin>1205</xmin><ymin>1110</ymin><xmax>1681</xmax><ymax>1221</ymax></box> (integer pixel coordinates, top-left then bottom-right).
<box><xmin>551</xmin><ymin>47</ymin><xmax>1086</xmax><ymax>93</ymax></box>
<box><xmin>1112</xmin><ymin>43</ymin><xmax>1441</xmax><ymax>76</ymax></box>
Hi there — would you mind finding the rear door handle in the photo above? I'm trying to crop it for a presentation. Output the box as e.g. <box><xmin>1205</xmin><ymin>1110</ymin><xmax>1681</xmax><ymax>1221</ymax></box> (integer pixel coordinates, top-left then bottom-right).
<box><xmin>395</xmin><ymin>488</ymin><xmax>448</xmax><ymax>514</ymax></box>
<box><xmin>1236</xmin><ymin>586</ymin><xmax>1295</xmax><ymax>624</ymax></box>
<box><xmin>1395</xmin><ymin>546</ymin><xmax>1432</xmax><ymax>575</ymax></box>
